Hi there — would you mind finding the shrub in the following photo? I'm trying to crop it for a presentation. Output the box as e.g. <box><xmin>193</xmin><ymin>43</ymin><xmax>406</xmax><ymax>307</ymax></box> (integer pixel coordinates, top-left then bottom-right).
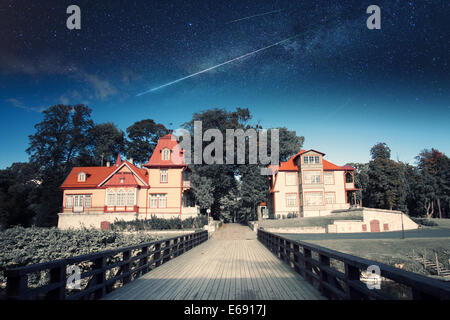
<box><xmin>110</xmin><ymin>215</ymin><xmax>208</xmax><ymax>232</ymax></box>
<box><xmin>0</xmin><ymin>226</ymin><xmax>160</xmax><ymax>291</ymax></box>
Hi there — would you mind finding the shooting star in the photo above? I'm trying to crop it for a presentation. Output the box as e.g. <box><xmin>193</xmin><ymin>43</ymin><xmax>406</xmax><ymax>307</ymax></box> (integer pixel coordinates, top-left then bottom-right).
<box><xmin>136</xmin><ymin>32</ymin><xmax>304</xmax><ymax>96</ymax></box>
<box><xmin>226</xmin><ymin>9</ymin><xmax>285</xmax><ymax>24</ymax></box>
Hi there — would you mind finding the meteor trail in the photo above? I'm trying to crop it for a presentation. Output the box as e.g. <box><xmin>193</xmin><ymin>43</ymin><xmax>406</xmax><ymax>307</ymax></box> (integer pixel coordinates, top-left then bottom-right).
<box><xmin>226</xmin><ymin>9</ymin><xmax>285</xmax><ymax>24</ymax></box>
<box><xmin>136</xmin><ymin>32</ymin><xmax>304</xmax><ymax>96</ymax></box>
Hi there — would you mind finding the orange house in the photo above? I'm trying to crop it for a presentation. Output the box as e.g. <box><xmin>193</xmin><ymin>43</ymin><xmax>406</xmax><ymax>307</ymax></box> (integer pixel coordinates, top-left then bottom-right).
<box><xmin>267</xmin><ymin>149</ymin><xmax>359</xmax><ymax>218</ymax></box>
<box><xmin>58</xmin><ymin>134</ymin><xmax>197</xmax><ymax>229</ymax></box>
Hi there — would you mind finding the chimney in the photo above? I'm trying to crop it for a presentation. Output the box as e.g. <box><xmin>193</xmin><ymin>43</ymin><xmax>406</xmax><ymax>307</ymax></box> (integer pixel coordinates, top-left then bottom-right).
<box><xmin>106</xmin><ymin>161</ymin><xmax>110</xmax><ymax>167</ymax></box>
<box><xmin>129</xmin><ymin>158</ymin><xmax>133</xmax><ymax>164</ymax></box>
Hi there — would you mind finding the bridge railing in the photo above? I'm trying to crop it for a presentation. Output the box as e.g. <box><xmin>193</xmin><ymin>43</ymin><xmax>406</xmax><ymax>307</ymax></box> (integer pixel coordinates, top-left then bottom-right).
<box><xmin>257</xmin><ymin>229</ymin><xmax>450</xmax><ymax>300</ymax></box>
<box><xmin>5</xmin><ymin>230</ymin><xmax>208</xmax><ymax>300</ymax></box>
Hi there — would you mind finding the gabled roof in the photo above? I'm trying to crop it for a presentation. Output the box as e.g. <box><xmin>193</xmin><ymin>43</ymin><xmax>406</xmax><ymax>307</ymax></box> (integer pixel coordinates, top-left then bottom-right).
<box><xmin>267</xmin><ymin>149</ymin><xmax>355</xmax><ymax>175</ymax></box>
<box><xmin>97</xmin><ymin>161</ymin><xmax>149</xmax><ymax>187</ymax></box>
<box><xmin>143</xmin><ymin>133</ymin><xmax>187</xmax><ymax>168</ymax></box>
<box><xmin>60</xmin><ymin>161</ymin><xmax>149</xmax><ymax>189</ymax></box>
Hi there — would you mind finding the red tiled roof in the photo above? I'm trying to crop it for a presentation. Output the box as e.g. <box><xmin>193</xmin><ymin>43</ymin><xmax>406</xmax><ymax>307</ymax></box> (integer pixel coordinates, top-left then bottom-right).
<box><xmin>60</xmin><ymin>161</ymin><xmax>149</xmax><ymax>189</ymax></box>
<box><xmin>60</xmin><ymin>167</ymin><xmax>116</xmax><ymax>188</ymax></box>
<box><xmin>143</xmin><ymin>134</ymin><xmax>186</xmax><ymax>167</ymax></box>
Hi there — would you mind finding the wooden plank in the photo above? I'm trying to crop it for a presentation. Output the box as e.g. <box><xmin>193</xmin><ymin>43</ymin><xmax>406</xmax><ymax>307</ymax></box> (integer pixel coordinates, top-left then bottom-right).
<box><xmin>102</xmin><ymin>224</ymin><xmax>324</xmax><ymax>300</ymax></box>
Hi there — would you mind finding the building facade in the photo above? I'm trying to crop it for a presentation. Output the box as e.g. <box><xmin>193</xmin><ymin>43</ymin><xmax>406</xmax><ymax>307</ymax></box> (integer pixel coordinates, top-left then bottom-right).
<box><xmin>58</xmin><ymin>134</ymin><xmax>197</xmax><ymax>229</ymax></box>
<box><xmin>268</xmin><ymin>149</ymin><xmax>359</xmax><ymax>218</ymax></box>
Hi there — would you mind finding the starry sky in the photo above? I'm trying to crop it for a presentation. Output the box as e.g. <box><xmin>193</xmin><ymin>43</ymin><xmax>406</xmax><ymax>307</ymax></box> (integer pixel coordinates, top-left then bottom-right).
<box><xmin>0</xmin><ymin>0</ymin><xmax>449</xmax><ymax>169</ymax></box>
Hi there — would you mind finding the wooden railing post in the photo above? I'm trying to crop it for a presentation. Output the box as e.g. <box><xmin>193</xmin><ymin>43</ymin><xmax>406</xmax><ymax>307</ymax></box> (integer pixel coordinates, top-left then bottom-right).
<box><xmin>47</xmin><ymin>264</ymin><xmax>66</xmax><ymax>300</ymax></box>
<box><xmin>122</xmin><ymin>251</ymin><xmax>131</xmax><ymax>285</ymax></box>
<box><xmin>319</xmin><ymin>254</ymin><xmax>331</xmax><ymax>298</ymax></box>
<box><xmin>93</xmin><ymin>256</ymin><xmax>106</xmax><ymax>299</ymax></box>
<box><xmin>140</xmin><ymin>246</ymin><xmax>149</xmax><ymax>275</ymax></box>
<box><xmin>345</xmin><ymin>263</ymin><xmax>363</xmax><ymax>299</ymax></box>
<box><xmin>154</xmin><ymin>243</ymin><xmax>161</xmax><ymax>268</ymax></box>
<box><xmin>162</xmin><ymin>240</ymin><xmax>171</xmax><ymax>264</ymax></box>
<box><xmin>6</xmin><ymin>271</ymin><xmax>27</xmax><ymax>300</ymax></box>
<box><xmin>293</xmin><ymin>243</ymin><xmax>301</xmax><ymax>275</ymax></box>
<box><xmin>304</xmin><ymin>248</ymin><xmax>312</xmax><ymax>283</ymax></box>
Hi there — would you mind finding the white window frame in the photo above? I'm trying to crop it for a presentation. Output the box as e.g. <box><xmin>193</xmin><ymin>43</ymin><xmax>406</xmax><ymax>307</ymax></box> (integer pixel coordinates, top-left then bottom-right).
<box><xmin>78</xmin><ymin>172</ymin><xmax>86</xmax><ymax>182</ymax></box>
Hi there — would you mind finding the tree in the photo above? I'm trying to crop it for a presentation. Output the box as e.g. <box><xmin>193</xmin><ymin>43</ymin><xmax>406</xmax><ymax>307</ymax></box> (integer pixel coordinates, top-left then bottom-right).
<box><xmin>26</xmin><ymin>104</ymin><xmax>94</xmax><ymax>226</ymax></box>
<box><xmin>370</xmin><ymin>142</ymin><xmax>391</xmax><ymax>161</ymax></box>
<box><xmin>415</xmin><ymin>149</ymin><xmax>450</xmax><ymax>218</ymax></box>
<box><xmin>126</xmin><ymin>119</ymin><xmax>169</xmax><ymax>166</ymax></box>
<box><xmin>366</xmin><ymin>143</ymin><xmax>407</xmax><ymax>212</ymax></box>
<box><xmin>276</xmin><ymin>127</ymin><xmax>305</xmax><ymax>162</ymax></box>
<box><xmin>0</xmin><ymin>162</ymin><xmax>39</xmax><ymax>228</ymax></box>
<box><xmin>191</xmin><ymin>175</ymin><xmax>215</xmax><ymax>211</ymax></box>
<box><xmin>86</xmin><ymin>123</ymin><xmax>125</xmax><ymax>165</ymax></box>
<box><xmin>183</xmin><ymin>108</ymin><xmax>251</xmax><ymax>218</ymax></box>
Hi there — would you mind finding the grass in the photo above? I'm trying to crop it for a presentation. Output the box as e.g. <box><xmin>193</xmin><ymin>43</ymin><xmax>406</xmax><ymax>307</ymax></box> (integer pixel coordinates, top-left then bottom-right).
<box><xmin>305</xmin><ymin>237</ymin><xmax>450</xmax><ymax>277</ymax></box>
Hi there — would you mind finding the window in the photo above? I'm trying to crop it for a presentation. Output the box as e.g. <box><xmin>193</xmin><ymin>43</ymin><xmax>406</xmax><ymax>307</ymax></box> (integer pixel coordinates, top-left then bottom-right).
<box><xmin>304</xmin><ymin>171</ymin><xmax>321</xmax><ymax>184</ymax></box>
<box><xmin>126</xmin><ymin>190</ymin><xmax>135</xmax><ymax>206</ymax></box>
<box><xmin>304</xmin><ymin>156</ymin><xmax>309</xmax><ymax>164</ymax></box>
<box><xmin>150</xmin><ymin>194</ymin><xmax>158</xmax><ymax>208</ymax></box>
<box><xmin>309</xmin><ymin>156</ymin><xmax>315</xmax><ymax>163</ymax></box>
<box><xmin>116</xmin><ymin>189</ymin><xmax>125</xmax><ymax>206</ymax></box>
<box><xmin>107</xmin><ymin>190</ymin><xmax>116</xmax><ymax>206</ymax></box>
<box><xmin>84</xmin><ymin>195</ymin><xmax>91</xmax><ymax>208</ymax></box>
<box><xmin>325</xmin><ymin>192</ymin><xmax>335</xmax><ymax>204</ymax></box>
<box><xmin>160</xmin><ymin>169</ymin><xmax>168</xmax><ymax>183</ymax></box>
<box><xmin>78</xmin><ymin>172</ymin><xmax>86</xmax><ymax>182</ymax></box>
<box><xmin>162</xmin><ymin>148</ymin><xmax>170</xmax><ymax>160</ymax></box>
<box><xmin>150</xmin><ymin>194</ymin><xmax>167</xmax><ymax>208</ymax></box>
<box><xmin>314</xmin><ymin>156</ymin><xmax>320</xmax><ymax>164</ymax></box>
<box><xmin>346</xmin><ymin>172</ymin><xmax>354</xmax><ymax>183</ymax></box>
<box><xmin>285</xmin><ymin>172</ymin><xmax>297</xmax><ymax>186</ymax></box>
<box><xmin>66</xmin><ymin>195</ymin><xmax>73</xmax><ymax>208</ymax></box>
<box><xmin>305</xmin><ymin>192</ymin><xmax>323</xmax><ymax>206</ymax></box>
<box><xmin>324</xmin><ymin>172</ymin><xmax>334</xmax><ymax>185</ymax></box>
<box><xmin>286</xmin><ymin>193</ymin><xmax>297</xmax><ymax>207</ymax></box>
<box><xmin>159</xmin><ymin>194</ymin><xmax>167</xmax><ymax>208</ymax></box>
<box><xmin>120</xmin><ymin>178</ymin><xmax>125</xmax><ymax>184</ymax></box>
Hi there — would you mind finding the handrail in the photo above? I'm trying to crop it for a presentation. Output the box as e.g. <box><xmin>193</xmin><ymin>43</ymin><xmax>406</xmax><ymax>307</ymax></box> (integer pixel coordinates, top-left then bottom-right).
<box><xmin>5</xmin><ymin>230</ymin><xmax>208</xmax><ymax>300</ymax></box>
<box><xmin>257</xmin><ymin>229</ymin><xmax>450</xmax><ymax>300</ymax></box>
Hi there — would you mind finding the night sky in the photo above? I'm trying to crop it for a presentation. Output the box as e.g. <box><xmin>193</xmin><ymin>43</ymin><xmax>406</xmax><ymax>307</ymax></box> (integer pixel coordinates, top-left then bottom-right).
<box><xmin>1</xmin><ymin>0</ymin><xmax>449</xmax><ymax>168</ymax></box>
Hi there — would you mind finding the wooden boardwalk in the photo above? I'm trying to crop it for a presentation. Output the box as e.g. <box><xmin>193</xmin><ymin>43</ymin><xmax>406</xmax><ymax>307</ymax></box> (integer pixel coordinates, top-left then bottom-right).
<box><xmin>103</xmin><ymin>224</ymin><xmax>324</xmax><ymax>300</ymax></box>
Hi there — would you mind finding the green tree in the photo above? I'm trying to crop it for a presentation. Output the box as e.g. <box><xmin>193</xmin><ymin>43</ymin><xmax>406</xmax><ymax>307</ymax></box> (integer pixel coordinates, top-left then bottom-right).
<box><xmin>366</xmin><ymin>143</ymin><xmax>407</xmax><ymax>212</ymax></box>
<box><xmin>86</xmin><ymin>122</ymin><xmax>125</xmax><ymax>166</ymax></box>
<box><xmin>126</xmin><ymin>119</ymin><xmax>169</xmax><ymax>166</ymax></box>
<box><xmin>26</xmin><ymin>104</ymin><xmax>94</xmax><ymax>226</ymax></box>
<box><xmin>415</xmin><ymin>149</ymin><xmax>450</xmax><ymax>218</ymax></box>
<box><xmin>0</xmin><ymin>162</ymin><xmax>39</xmax><ymax>228</ymax></box>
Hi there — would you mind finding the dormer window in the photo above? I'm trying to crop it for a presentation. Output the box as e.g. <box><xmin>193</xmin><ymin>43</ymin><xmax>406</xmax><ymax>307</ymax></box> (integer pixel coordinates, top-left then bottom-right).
<box><xmin>78</xmin><ymin>172</ymin><xmax>86</xmax><ymax>182</ymax></box>
<box><xmin>162</xmin><ymin>148</ymin><xmax>170</xmax><ymax>161</ymax></box>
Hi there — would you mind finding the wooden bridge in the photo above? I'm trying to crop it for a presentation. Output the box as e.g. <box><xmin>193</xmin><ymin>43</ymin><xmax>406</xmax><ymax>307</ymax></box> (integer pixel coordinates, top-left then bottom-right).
<box><xmin>103</xmin><ymin>223</ymin><xmax>323</xmax><ymax>300</ymax></box>
<box><xmin>5</xmin><ymin>223</ymin><xmax>450</xmax><ymax>300</ymax></box>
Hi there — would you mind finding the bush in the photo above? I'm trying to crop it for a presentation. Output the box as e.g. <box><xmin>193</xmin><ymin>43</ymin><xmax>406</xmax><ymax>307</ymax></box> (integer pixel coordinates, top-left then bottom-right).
<box><xmin>0</xmin><ymin>226</ymin><xmax>160</xmax><ymax>290</ymax></box>
<box><xmin>412</xmin><ymin>218</ymin><xmax>438</xmax><ymax>227</ymax></box>
<box><xmin>110</xmin><ymin>215</ymin><xmax>208</xmax><ymax>232</ymax></box>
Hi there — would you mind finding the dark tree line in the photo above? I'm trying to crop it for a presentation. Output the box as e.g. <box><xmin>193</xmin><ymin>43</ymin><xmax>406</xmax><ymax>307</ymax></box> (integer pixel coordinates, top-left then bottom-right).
<box><xmin>348</xmin><ymin>143</ymin><xmax>450</xmax><ymax>218</ymax></box>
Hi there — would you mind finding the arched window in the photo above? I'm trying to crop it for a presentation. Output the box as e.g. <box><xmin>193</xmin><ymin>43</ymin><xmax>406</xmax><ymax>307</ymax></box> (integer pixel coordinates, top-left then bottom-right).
<box><xmin>107</xmin><ymin>190</ymin><xmax>116</xmax><ymax>206</ymax></box>
<box><xmin>162</xmin><ymin>148</ymin><xmax>170</xmax><ymax>160</ymax></box>
<box><xmin>117</xmin><ymin>189</ymin><xmax>125</xmax><ymax>206</ymax></box>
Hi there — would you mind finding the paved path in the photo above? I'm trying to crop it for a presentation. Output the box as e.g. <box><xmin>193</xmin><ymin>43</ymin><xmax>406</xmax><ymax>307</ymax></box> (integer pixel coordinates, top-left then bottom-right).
<box><xmin>103</xmin><ymin>223</ymin><xmax>324</xmax><ymax>300</ymax></box>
